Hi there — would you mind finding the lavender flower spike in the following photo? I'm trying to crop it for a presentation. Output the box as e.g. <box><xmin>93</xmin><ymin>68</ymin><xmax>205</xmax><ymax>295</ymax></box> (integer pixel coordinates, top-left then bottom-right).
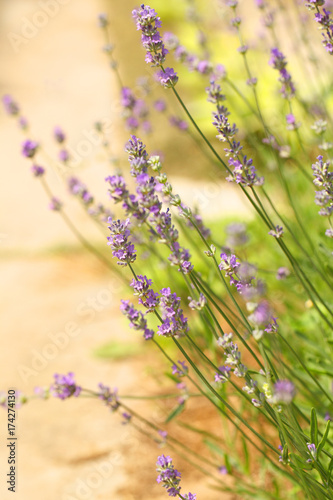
<box><xmin>51</xmin><ymin>372</ymin><xmax>81</xmax><ymax>400</ymax></box>
<box><xmin>273</xmin><ymin>379</ymin><xmax>296</xmax><ymax>404</ymax></box>
<box><xmin>107</xmin><ymin>218</ymin><xmax>137</xmax><ymax>266</ymax></box>
<box><xmin>156</xmin><ymin>455</ymin><xmax>182</xmax><ymax>497</ymax></box>
<box><xmin>133</xmin><ymin>4</ymin><xmax>178</xmax><ymax>87</ymax></box>
<box><xmin>269</xmin><ymin>48</ymin><xmax>296</xmax><ymax>99</ymax></box>
<box><xmin>2</xmin><ymin>95</ymin><xmax>20</xmax><ymax>115</ymax></box>
<box><xmin>22</xmin><ymin>139</ymin><xmax>39</xmax><ymax>159</ymax></box>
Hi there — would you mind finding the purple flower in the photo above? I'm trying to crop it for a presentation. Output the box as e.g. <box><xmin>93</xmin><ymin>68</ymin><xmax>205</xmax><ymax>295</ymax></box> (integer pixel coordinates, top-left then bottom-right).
<box><xmin>19</xmin><ymin>117</ymin><xmax>28</xmax><ymax>130</ymax></box>
<box><xmin>312</xmin><ymin>155</ymin><xmax>333</xmax><ymax>226</ymax></box>
<box><xmin>215</xmin><ymin>365</ymin><xmax>231</xmax><ymax>383</ymax></box>
<box><xmin>154</xmin><ymin>99</ymin><xmax>167</xmax><ymax>112</ymax></box>
<box><xmin>172</xmin><ymin>361</ymin><xmax>188</xmax><ymax>377</ymax></box>
<box><xmin>2</xmin><ymin>95</ymin><xmax>19</xmax><ymax>115</ymax></box>
<box><xmin>106</xmin><ymin>175</ymin><xmax>129</xmax><ymax>203</ymax></box>
<box><xmin>269</xmin><ymin>48</ymin><xmax>295</xmax><ymax>99</ymax></box>
<box><xmin>68</xmin><ymin>177</ymin><xmax>94</xmax><ymax>205</ymax></box>
<box><xmin>156</xmin><ymin>455</ymin><xmax>181</xmax><ymax>497</ymax></box>
<box><xmin>268</xmin><ymin>225</ymin><xmax>284</xmax><ymax>238</ymax></box>
<box><xmin>158</xmin><ymin>288</ymin><xmax>189</xmax><ymax>338</ymax></box>
<box><xmin>169</xmin><ymin>116</ymin><xmax>188</xmax><ymax>131</ymax></box>
<box><xmin>188</xmin><ymin>293</ymin><xmax>206</xmax><ymax>311</ymax></box>
<box><xmin>276</xmin><ymin>267</ymin><xmax>290</xmax><ymax>280</ymax></box>
<box><xmin>98</xmin><ymin>384</ymin><xmax>119</xmax><ymax>411</ymax></box>
<box><xmin>58</xmin><ymin>149</ymin><xmax>70</xmax><ymax>162</ymax></box>
<box><xmin>51</xmin><ymin>372</ymin><xmax>81</xmax><ymax>400</ymax></box>
<box><xmin>130</xmin><ymin>275</ymin><xmax>160</xmax><ymax>311</ymax></box>
<box><xmin>227</xmin><ymin>156</ymin><xmax>264</xmax><ymax>187</ymax></box>
<box><xmin>133</xmin><ymin>4</ymin><xmax>169</xmax><ymax>67</ymax></box>
<box><xmin>31</xmin><ymin>165</ymin><xmax>45</xmax><ymax>177</ymax></box>
<box><xmin>22</xmin><ymin>139</ymin><xmax>39</xmax><ymax>159</ymax></box>
<box><xmin>54</xmin><ymin>126</ymin><xmax>66</xmax><ymax>143</ymax></box>
<box><xmin>34</xmin><ymin>386</ymin><xmax>49</xmax><ymax>399</ymax></box>
<box><xmin>163</xmin><ymin>32</ymin><xmax>179</xmax><ymax>50</ymax></box>
<box><xmin>196</xmin><ymin>60</ymin><xmax>212</xmax><ymax>74</ymax></box>
<box><xmin>226</xmin><ymin>222</ymin><xmax>248</xmax><ymax>247</ymax></box>
<box><xmin>120</xmin><ymin>300</ymin><xmax>154</xmax><ymax>340</ymax></box>
<box><xmin>156</xmin><ymin>67</ymin><xmax>179</xmax><ymax>88</ymax></box>
<box><xmin>121</xmin><ymin>87</ymin><xmax>136</xmax><ymax>109</ymax></box>
<box><xmin>218</xmin><ymin>465</ymin><xmax>228</xmax><ymax>475</ymax></box>
<box><xmin>307</xmin><ymin>443</ymin><xmax>317</xmax><ymax>460</ymax></box>
<box><xmin>49</xmin><ymin>197</ymin><xmax>62</xmax><ymax>211</ymax></box>
<box><xmin>98</xmin><ymin>13</ymin><xmax>109</xmax><ymax>28</ymax></box>
<box><xmin>311</xmin><ymin>5</ymin><xmax>333</xmax><ymax>55</ymax></box>
<box><xmin>125</xmin><ymin>135</ymin><xmax>148</xmax><ymax>177</ymax></box>
<box><xmin>219</xmin><ymin>252</ymin><xmax>240</xmax><ymax>276</ymax></box>
<box><xmin>107</xmin><ymin>218</ymin><xmax>137</xmax><ymax>266</ymax></box>
<box><xmin>273</xmin><ymin>379</ymin><xmax>296</xmax><ymax>404</ymax></box>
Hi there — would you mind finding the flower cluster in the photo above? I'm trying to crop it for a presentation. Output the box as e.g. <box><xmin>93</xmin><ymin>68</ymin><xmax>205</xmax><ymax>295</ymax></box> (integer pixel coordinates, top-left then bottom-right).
<box><xmin>68</xmin><ymin>177</ymin><xmax>94</xmax><ymax>205</ymax></box>
<box><xmin>312</xmin><ymin>155</ymin><xmax>333</xmax><ymax>237</ymax></box>
<box><xmin>50</xmin><ymin>372</ymin><xmax>81</xmax><ymax>400</ymax></box>
<box><xmin>273</xmin><ymin>379</ymin><xmax>296</xmax><ymax>405</ymax></box>
<box><xmin>107</xmin><ymin>218</ymin><xmax>137</xmax><ymax>266</ymax></box>
<box><xmin>121</xmin><ymin>86</ymin><xmax>150</xmax><ymax>132</ymax></box>
<box><xmin>132</xmin><ymin>4</ymin><xmax>167</xmax><ymax>66</ymax></box>
<box><xmin>98</xmin><ymin>384</ymin><xmax>119</xmax><ymax>411</ymax></box>
<box><xmin>107</xmin><ymin>137</ymin><xmax>195</xmax><ymax>273</ymax></box>
<box><xmin>269</xmin><ymin>48</ymin><xmax>296</xmax><ymax>99</ymax></box>
<box><xmin>22</xmin><ymin>139</ymin><xmax>39</xmax><ymax>159</ymax></box>
<box><xmin>217</xmin><ymin>333</ymin><xmax>248</xmax><ymax>379</ymax></box>
<box><xmin>310</xmin><ymin>3</ymin><xmax>333</xmax><ymax>54</ymax></box>
<box><xmin>2</xmin><ymin>95</ymin><xmax>19</xmax><ymax>115</ymax></box>
<box><xmin>130</xmin><ymin>275</ymin><xmax>160</xmax><ymax>311</ymax></box>
<box><xmin>158</xmin><ymin>288</ymin><xmax>189</xmax><ymax>338</ymax></box>
<box><xmin>207</xmin><ymin>81</ymin><xmax>264</xmax><ymax>187</ymax></box>
<box><xmin>120</xmin><ymin>300</ymin><xmax>154</xmax><ymax>340</ymax></box>
<box><xmin>156</xmin><ymin>455</ymin><xmax>196</xmax><ymax>498</ymax></box>
<box><xmin>132</xmin><ymin>4</ymin><xmax>178</xmax><ymax>88</ymax></box>
<box><xmin>164</xmin><ymin>31</ymin><xmax>226</xmax><ymax>79</ymax></box>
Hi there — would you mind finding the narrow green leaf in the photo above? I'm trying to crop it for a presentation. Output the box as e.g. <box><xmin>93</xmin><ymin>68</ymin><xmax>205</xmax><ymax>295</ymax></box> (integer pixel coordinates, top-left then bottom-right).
<box><xmin>328</xmin><ymin>457</ymin><xmax>333</xmax><ymax>485</ymax></box>
<box><xmin>317</xmin><ymin>420</ymin><xmax>330</xmax><ymax>458</ymax></box>
<box><xmin>224</xmin><ymin>453</ymin><xmax>232</xmax><ymax>474</ymax></box>
<box><xmin>203</xmin><ymin>439</ymin><xmax>225</xmax><ymax>457</ymax></box>
<box><xmin>310</xmin><ymin>408</ymin><xmax>318</xmax><ymax>447</ymax></box>
<box><xmin>241</xmin><ymin>436</ymin><xmax>250</xmax><ymax>475</ymax></box>
<box><xmin>165</xmin><ymin>404</ymin><xmax>184</xmax><ymax>423</ymax></box>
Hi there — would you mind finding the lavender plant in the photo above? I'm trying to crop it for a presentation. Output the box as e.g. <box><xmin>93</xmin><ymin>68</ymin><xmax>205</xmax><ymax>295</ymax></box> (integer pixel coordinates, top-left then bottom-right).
<box><xmin>3</xmin><ymin>1</ymin><xmax>333</xmax><ymax>498</ymax></box>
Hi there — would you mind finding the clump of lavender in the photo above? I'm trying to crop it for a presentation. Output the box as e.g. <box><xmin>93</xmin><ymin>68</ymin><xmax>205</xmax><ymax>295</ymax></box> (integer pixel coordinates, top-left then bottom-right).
<box><xmin>50</xmin><ymin>373</ymin><xmax>81</xmax><ymax>400</ymax></box>
<box><xmin>107</xmin><ymin>218</ymin><xmax>137</xmax><ymax>266</ymax></box>
<box><xmin>132</xmin><ymin>4</ymin><xmax>178</xmax><ymax>88</ymax></box>
<box><xmin>312</xmin><ymin>155</ymin><xmax>333</xmax><ymax>238</ymax></box>
<box><xmin>269</xmin><ymin>48</ymin><xmax>296</xmax><ymax>99</ymax></box>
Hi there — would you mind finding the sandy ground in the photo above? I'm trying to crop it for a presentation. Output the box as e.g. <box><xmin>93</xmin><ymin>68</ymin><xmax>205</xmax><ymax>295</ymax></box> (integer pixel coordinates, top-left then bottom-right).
<box><xmin>0</xmin><ymin>1</ymin><xmax>250</xmax><ymax>499</ymax></box>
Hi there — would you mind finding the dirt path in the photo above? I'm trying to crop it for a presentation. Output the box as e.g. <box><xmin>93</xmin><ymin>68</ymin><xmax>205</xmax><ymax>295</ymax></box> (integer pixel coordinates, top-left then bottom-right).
<box><xmin>0</xmin><ymin>1</ymin><xmax>246</xmax><ymax>498</ymax></box>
